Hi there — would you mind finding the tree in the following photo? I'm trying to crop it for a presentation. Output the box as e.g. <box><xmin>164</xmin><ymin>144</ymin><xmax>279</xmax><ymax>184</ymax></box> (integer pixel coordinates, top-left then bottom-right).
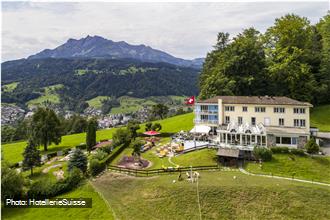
<box><xmin>305</xmin><ymin>138</ymin><xmax>320</xmax><ymax>154</ymax></box>
<box><xmin>30</xmin><ymin>108</ymin><xmax>62</xmax><ymax>151</ymax></box>
<box><xmin>130</xmin><ymin>140</ymin><xmax>143</xmax><ymax>160</ymax></box>
<box><xmin>315</xmin><ymin>13</ymin><xmax>330</xmax><ymax>104</ymax></box>
<box><xmin>68</xmin><ymin>149</ymin><xmax>88</xmax><ymax>173</ymax></box>
<box><xmin>151</xmin><ymin>123</ymin><xmax>162</xmax><ymax>131</ymax></box>
<box><xmin>151</xmin><ymin>104</ymin><xmax>169</xmax><ymax>119</ymax></box>
<box><xmin>112</xmin><ymin>128</ymin><xmax>131</xmax><ymax>147</ymax></box>
<box><xmin>127</xmin><ymin>120</ymin><xmax>140</xmax><ymax>140</ymax></box>
<box><xmin>1</xmin><ymin>163</ymin><xmax>24</xmax><ymax>200</ymax></box>
<box><xmin>22</xmin><ymin>141</ymin><xmax>41</xmax><ymax>175</ymax></box>
<box><xmin>145</xmin><ymin>122</ymin><xmax>152</xmax><ymax>131</ymax></box>
<box><xmin>86</xmin><ymin>118</ymin><xmax>98</xmax><ymax>153</ymax></box>
<box><xmin>199</xmin><ymin>28</ymin><xmax>268</xmax><ymax>99</ymax></box>
<box><xmin>264</xmin><ymin>14</ymin><xmax>316</xmax><ymax>102</ymax></box>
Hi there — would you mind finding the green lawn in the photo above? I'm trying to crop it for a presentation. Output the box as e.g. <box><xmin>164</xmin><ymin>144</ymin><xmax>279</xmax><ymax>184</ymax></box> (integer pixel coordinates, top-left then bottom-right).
<box><xmin>245</xmin><ymin>153</ymin><xmax>330</xmax><ymax>183</ymax></box>
<box><xmin>311</xmin><ymin>104</ymin><xmax>330</xmax><ymax>131</ymax></box>
<box><xmin>2</xmin><ymin>113</ymin><xmax>193</xmax><ymax>165</ymax></box>
<box><xmin>2</xmin><ymin>82</ymin><xmax>19</xmax><ymax>92</ymax></box>
<box><xmin>86</xmin><ymin>96</ymin><xmax>111</xmax><ymax>108</ymax></box>
<box><xmin>2</xmin><ymin>182</ymin><xmax>114</xmax><ymax>220</ymax></box>
<box><xmin>92</xmin><ymin>171</ymin><xmax>330</xmax><ymax>220</ymax></box>
<box><xmin>172</xmin><ymin>149</ymin><xmax>218</xmax><ymax>167</ymax></box>
<box><xmin>27</xmin><ymin>84</ymin><xmax>64</xmax><ymax>107</ymax></box>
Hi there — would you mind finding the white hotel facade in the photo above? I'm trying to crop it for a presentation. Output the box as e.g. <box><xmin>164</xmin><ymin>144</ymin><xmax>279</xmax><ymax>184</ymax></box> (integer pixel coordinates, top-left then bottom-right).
<box><xmin>193</xmin><ymin>96</ymin><xmax>312</xmax><ymax>150</ymax></box>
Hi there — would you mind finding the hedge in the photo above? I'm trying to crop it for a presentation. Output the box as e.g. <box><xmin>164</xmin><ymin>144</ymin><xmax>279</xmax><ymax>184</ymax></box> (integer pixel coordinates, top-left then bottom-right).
<box><xmin>270</xmin><ymin>147</ymin><xmax>289</xmax><ymax>154</ymax></box>
<box><xmin>89</xmin><ymin>144</ymin><xmax>126</xmax><ymax>176</ymax></box>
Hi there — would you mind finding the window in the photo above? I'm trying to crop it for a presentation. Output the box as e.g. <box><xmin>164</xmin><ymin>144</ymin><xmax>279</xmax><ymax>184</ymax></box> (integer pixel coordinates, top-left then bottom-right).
<box><xmin>292</xmin><ymin>137</ymin><xmax>298</xmax><ymax>145</ymax></box>
<box><xmin>274</xmin><ymin>107</ymin><xmax>285</xmax><ymax>113</ymax></box>
<box><xmin>294</xmin><ymin>119</ymin><xmax>306</xmax><ymax>127</ymax></box>
<box><xmin>282</xmin><ymin>137</ymin><xmax>291</xmax><ymax>145</ymax></box>
<box><xmin>201</xmin><ymin>105</ymin><xmax>208</xmax><ymax>111</ymax></box>
<box><xmin>201</xmin><ymin>115</ymin><xmax>208</xmax><ymax>120</ymax></box>
<box><xmin>294</xmin><ymin>108</ymin><xmax>305</xmax><ymax>114</ymax></box>
<box><xmin>225</xmin><ymin>116</ymin><xmax>230</xmax><ymax>124</ymax></box>
<box><xmin>242</xmin><ymin>106</ymin><xmax>248</xmax><ymax>112</ymax></box>
<box><xmin>279</xmin><ymin>118</ymin><xmax>284</xmax><ymax>126</ymax></box>
<box><xmin>225</xmin><ymin>106</ymin><xmax>235</xmax><ymax>112</ymax></box>
<box><xmin>255</xmin><ymin>107</ymin><xmax>266</xmax><ymax>112</ymax></box>
<box><xmin>238</xmin><ymin>117</ymin><xmax>243</xmax><ymax>125</ymax></box>
<box><xmin>251</xmin><ymin>117</ymin><xmax>256</xmax><ymax>126</ymax></box>
<box><xmin>276</xmin><ymin>137</ymin><xmax>281</xmax><ymax>144</ymax></box>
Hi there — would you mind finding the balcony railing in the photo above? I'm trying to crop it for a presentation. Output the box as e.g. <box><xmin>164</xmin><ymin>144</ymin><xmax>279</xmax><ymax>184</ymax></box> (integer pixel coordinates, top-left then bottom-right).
<box><xmin>194</xmin><ymin>110</ymin><xmax>218</xmax><ymax>114</ymax></box>
<box><xmin>194</xmin><ymin>119</ymin><xmax>218</xmax><ymax>125</ymax></box>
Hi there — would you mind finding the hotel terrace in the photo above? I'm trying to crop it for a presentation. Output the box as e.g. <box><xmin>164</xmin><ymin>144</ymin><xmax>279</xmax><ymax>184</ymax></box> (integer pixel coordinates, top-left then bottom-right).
<box><xmin>193</xmin><ymin>96</ymin><xmax>313</xmax><ymax>150</ymax></box>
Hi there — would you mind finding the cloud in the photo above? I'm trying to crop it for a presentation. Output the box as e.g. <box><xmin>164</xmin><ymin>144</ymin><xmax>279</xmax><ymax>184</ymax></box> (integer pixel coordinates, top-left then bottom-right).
<box><xmin>1</xmin><ymin>2</ymin><xmax>328</xmax><ymax>61</ymax></box>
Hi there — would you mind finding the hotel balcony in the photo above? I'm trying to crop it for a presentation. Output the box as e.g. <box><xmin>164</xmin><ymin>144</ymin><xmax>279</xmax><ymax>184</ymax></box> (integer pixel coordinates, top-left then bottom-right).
<box><xmin>194</xmin><ymin>110</ymin><xmax>218</xmax><ymax>115</ymax></box>
<box><xmin>194</xmin><ymin>119</ymin><xmax>218</xmax><ymax>125</ymax></box>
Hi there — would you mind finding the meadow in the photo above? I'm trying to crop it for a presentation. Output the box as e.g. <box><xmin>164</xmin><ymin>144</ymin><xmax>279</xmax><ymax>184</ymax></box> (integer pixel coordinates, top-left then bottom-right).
<box><xmin>245</xmin><ymin>153</ymin><xmax>330</xmax><ymax>183</ymax></box>
<box><xmin>310</xmin><ymin>104</ymin><xmax>330</xmax><ymax>131</ymax></box>
<box><xmin>2</xmin><ymin>182</ymin><xmax>114</xmax><ymax>220</ymax></box>
<box><xmin>92</xmin><ymin>171</ymin><xmax>330</xmax><ymax>220</ymax></box>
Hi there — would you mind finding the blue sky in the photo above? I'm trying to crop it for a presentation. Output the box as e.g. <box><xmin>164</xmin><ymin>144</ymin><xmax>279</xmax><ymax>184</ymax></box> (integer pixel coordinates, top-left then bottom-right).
<box><xmin>2</xmin><ymin>1</ymin><xmax>329</xmax><ymax>61</ymax></box>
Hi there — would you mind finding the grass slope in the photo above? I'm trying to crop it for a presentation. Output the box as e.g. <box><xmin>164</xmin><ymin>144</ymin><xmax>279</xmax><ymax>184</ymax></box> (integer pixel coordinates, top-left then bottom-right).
<box><xmin>110</xmin><ymin>96</ymin><xmax>156</xmax><ymax>114</ymax></box>
<box><xmin>86</xmin><ymin>96</ymin><xmax>110</xmax><ymax>108</ymax></box>
<box><xmin>92</xmin><ymin>171</ymin><xmax>330</xmax><ymax>220</ymax></box>
<box><xmin>27</xmin><ymin>84</ymin><xmax>64</xmax><ymax>107</ymax></box>
<box><xmin>245</xmin><ymin>153</ymin><xmax>330</xmax><ymax>183</ymax></box>
<box><xmin>2</xmin><ymin>113</ymin><xmax>193</xmax><ymax>164</ymax></box>
<box><xmin>310</xmin><ymin>104</ymin><xmax>330</xmax><ymax>132</ymax></box>
<box><xmin>2</xmin><ymin>82</ymin><xmax>19</xmax><ymax>92</ymax></box>
<box><xmin>2</xmin><ymin>182</ymin><xmax>114</xmax><ymax>220</ymax></box>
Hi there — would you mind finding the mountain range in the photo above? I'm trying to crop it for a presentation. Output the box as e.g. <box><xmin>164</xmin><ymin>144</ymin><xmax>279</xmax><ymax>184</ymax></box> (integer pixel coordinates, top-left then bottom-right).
<box><xmin>28</xmin><ymin>35</ymin><xmax>204</xmax><ymax>69</ymax></box>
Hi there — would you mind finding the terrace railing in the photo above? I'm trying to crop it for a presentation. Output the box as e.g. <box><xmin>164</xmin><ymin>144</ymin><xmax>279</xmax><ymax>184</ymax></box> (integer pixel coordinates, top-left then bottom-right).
<box><xmin>194</xmin><ymin>119</ymin><xmax>218</xmax><ymax>125</ymax></box>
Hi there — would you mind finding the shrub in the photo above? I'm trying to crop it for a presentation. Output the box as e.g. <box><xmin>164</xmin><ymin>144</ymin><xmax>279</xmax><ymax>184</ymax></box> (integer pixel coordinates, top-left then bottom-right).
<box><xmin>305</xmin><ymin>138</ymin><xmax>320</xmax><ymax>154</ymax></box>
<box><xmin>270</xmin><ymin>146</ymin><xmax>289</xmax><ymax>154</ymax></box>
<box><xmin>1</xmin><ymin>164</ymin><xmax>24</xmax><ymax>200</ymax></box>
<box><xmin>76</xmin><ymin>143</ymin><xmax>87</xmax><ymax>150</ymax></box>
<box><xmin>112</xmin><ymin>128</ymin><xmax>131</xmax><ymax>147</ymax></box>
<box><xmin>92</xmin><ymin>149</ymin><xmax>108</xmax><ymax>161</ymax></box>
<box><xmin>253</xmin><ymin>146</ymin><xmax>272</xmax><ymax>162</ymax></box>
<box><xmin>68</xmin><ymin>149</ymin><xmax>88</xmax><ymax>173</ymax></box>
<box><xmin>89</xmin><ymin>159</ymin><xmax>106</xmax><ymax>176</ymax></box>
<box><xmin>290</xmin><ymin>148</ymin><xmax>305</xmax><ymax>156</ymax></box>
<box><xmin>27</xmin><ymin>168</ymin><xmax>83</xmax><ymax>198</ymax></box>
<box><xmin>28</xmin><ymin>178</ymin><xmax>55</xmax><ymax>198</ymax></box>
<box><xmin>100</xmin><ymin>144</ymin><xmax>113</xmax><ymax>154</ymax></box>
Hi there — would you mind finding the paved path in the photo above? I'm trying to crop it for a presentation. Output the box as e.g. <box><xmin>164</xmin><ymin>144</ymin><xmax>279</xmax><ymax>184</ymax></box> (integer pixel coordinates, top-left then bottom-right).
<box><xmin>239</xmin><ymin>167</ymin><xmax>330</xmax><ymax>187</ymax></box>
<box><xmin>168</xmin><ymin>156</ymin><xmax>179</xmax><ymax>167</ymax></box>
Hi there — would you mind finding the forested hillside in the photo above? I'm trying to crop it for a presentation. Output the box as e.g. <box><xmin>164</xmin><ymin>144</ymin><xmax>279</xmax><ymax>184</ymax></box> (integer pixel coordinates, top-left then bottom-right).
<box><xmin>199</xmin><ymin>13</ymin><xmax>330</xmax><ymax>105</ymax></box>
<box><xmin>1</xmin><ymin>58</ymin><xmax>199</xmax><ymax>110</ymax></box>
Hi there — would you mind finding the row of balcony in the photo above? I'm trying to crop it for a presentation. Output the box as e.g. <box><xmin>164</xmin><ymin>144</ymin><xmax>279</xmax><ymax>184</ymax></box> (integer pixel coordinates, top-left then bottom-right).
<box><xmin>194</xmin><ymin>110</ymin><xmax>218</xmax><ymax>114</ymax></box>
<box><xmin>194</xmin><ymin>119</ymin><xmax>218</xmax><ymax>125</ymax></box>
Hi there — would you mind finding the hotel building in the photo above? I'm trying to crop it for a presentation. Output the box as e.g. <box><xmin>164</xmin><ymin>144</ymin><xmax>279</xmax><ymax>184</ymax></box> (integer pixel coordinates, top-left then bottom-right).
<box><xmin>194</xmin><ymin>96</ymin><xmax>312</xmax><ymax>150</ymax></box>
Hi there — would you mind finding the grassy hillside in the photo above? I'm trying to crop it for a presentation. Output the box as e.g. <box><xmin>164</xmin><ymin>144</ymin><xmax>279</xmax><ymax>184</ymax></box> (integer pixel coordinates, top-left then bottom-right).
<box><xmin>2</xmin><ymin>182</ymin><xmax>114</xmax><ymax>220</ymax></box>
<box><xmin>92</xmin><ymin>171</ymin><xmax>330</xmax><ymax>220</ymax></box>
<box><xmin>2</xmin><ymin>113</ymin><xmax>194</xmax><ymax>164</ymax></box>
<box><xmin>27</xmin><ymin>84</ymin><xmax>64</xmax><ymax>107</ymax></box>
<box><xmin>245</xmin><ymin>154</ymin><xmax>330</xmax><ymax>183</ymax></box>
<box><xmin>310</xmin><ymin>104</ymin><xmax>330</xmax><ymax>132</ymax></box>
<box><xmin>86</xmin><ymin>96</ymin><xmax>111</xmax><ymax>108</ymax></box>
<box><xmin>2</xmin><ymin>82</ymin><xmax>19</xmax><ymax>92</ymax></box>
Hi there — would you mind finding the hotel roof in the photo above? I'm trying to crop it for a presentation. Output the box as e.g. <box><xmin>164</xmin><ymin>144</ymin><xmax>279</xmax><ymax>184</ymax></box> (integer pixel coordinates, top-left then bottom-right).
<box><xmin>197</xmin><ymin>96</ymin><xmax>312</xmax><ymax>107</ymax></box>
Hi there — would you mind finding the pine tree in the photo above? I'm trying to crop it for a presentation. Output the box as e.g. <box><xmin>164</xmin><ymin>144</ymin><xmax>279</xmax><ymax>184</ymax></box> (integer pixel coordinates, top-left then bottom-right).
<box><xmin>22</xmin><ymin>141</ymin><xmax>41</xmax><ymax>175</ymax></box>
<box><xmin>86</xmin><ymin>118</ymin><xmax>97</xmax><ymax>153</ymax></box>
<box><xmin>68</xmin><ymin>149</ymin><xmax>88</xmax><ymax>173</ymax></box>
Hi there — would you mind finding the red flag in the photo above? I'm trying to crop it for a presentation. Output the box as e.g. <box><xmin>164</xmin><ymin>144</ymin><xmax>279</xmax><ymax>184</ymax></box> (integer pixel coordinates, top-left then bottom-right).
<box><xmin>185</xmin><ymin>96</ymin><xmax>195</xmax><ymax>105</ymax></box>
